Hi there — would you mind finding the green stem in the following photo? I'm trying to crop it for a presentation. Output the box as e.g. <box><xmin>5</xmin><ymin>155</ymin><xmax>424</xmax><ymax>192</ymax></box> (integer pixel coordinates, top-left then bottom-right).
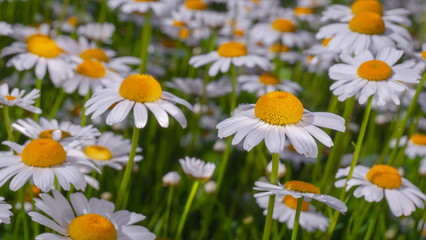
<box><xmin>98</xmin><ymin>0</ymin><xmax>107</xmax><ymax>23</ymax></box>
<box><xmin>3</xmin><ymin>106</ymin><xmax>14</xmax><ymax>142</ymax></box>
<box><xmin>175</xmin><ymin>180</ymin><xmax>200</xmax><ymax>240</ymax></box>
<box><xmin>80</xmin><ymin>91</ymin><xmax>91</xmax><ymax>127</ymax></box>
<box><xmin>363</xmin><ymin>204</ymin><xmax>380</xmax><ymax>240</ymax></box>
<box><xmin>230</xmin><ymin>64</ymin><xmax>237</xmax><ymax>113</ymax></box>
<box><xmin>262</xmin><ymin>153</ymin><xmax>280</xmax><ymax>240</ymax></box>
<box><xmin>48</xmin><ymin>89</ymin><xmax>65</xmax><ymax>120</ymax></box>
<box><xmin>215</xmin><ymin>138</ymin><xmax>231</xmax><ymax>194</ymax></box>
<box><xmin>138</xmin><ymin>11</ymin><xmax>152</xmax><ymax>73</ymax></box>
<box><xmin>163</xmin><ymin>187</ymin><xmax>175</xmax><ymax>238</ymax></box>
<box><xmin>291</xmin><ymin>197</ymin><xmax>304</xmax><ymax>240</ymax></box>
<box><xmin>115</xmin><ymin>126</ymin><xmax>140</xmax><ymax>209</ymax></box>
<box><xmin>19</xmin><ymin>188</ymin><xmax>29</xmax><ymax>240</ymax></box>
<box><xmin>57</xmin><ymin>0</ymin><xmax>70</xmax><ymax>35</ymax></box>
<box><xmin>33</xmin><ymin>78</ymin><xmax>42</xmax><ymax>121</ymax></box>
<box><xmin>27</xmin><ymin>183</ymin><xmax>39</xmax><ymax>236</ymax></box>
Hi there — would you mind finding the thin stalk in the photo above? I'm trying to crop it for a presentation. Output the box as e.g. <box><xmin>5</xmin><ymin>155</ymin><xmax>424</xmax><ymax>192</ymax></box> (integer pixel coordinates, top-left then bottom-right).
<box><xmin>175</xmin><ymin>180</ymin><xmax>200</xmax><ymax>240</ymax></box>
<box><xmin>98</xmin><ymin>0</ymin><xmax>107</xmax><ymax>23</ymax></box>
<box><xmin>291</xmin><ymin>197</ymin><xmax>304</xmax><ymax>240</ymax></box>
<box><xmin>56</xmin><ymin>0</ymin><xmax>70</xmax><ymax>35</ymax></box>
<box><xmin>33</xmin><ymin>78</ymin><xmax>42</xmax><ymax>120</ymax></box>
<box><xmin>138</xmin><ymin>11</ymin><xmax>152</xmax><ymax>73</ymax></box>
<box><xmin>363</xmin><ymin>204</ymin><xmax>380</xmax><ymax>240</ymax></box>
<box><xmin>48</xmin><ymin>89</ymin><xmax>65</xmax><ymax>120</ymax></box>
<box><xmin>163</xmin><ymin>187</ymin><xmax>175</xmax><ymax>238</ymax></box>
<box><xmin>115</xmin><ymin>126</ymin><xmax>141</xmax><ymax>208</ymax></box>
<box><xmin>80</xmin><ymin>91</ymin><xmax>91</xmax><ymax>127</ymax></box>
<box><xmin>262</xmin><ymin>153</ymin><xmax>280</xmax><ymax>240</ymax></box>
<box><xmin>230</xmin><ymin>64</ymin><xmax>237</xmax><ymax>113</ymax></box>
<box><xmin>3</xmin><ymin>106</ymin><xmax>15</xmax><ymax>142</ymax></box>
<box><xmin>19</xmin><ymin>188</ymin><xmax>29</xmax><ymax>240</ymax></box>
<box><xmin>27</xmin><ymin>182</ymin><xmax>39</xmax><ymax>236</ymax></box>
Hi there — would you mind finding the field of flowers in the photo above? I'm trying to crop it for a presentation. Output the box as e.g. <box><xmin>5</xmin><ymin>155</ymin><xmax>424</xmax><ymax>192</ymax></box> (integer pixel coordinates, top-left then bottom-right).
<box><xmin>0</xmin><ymin>0</ymin><xmax>425</xmax><ymax>239</ymax></box>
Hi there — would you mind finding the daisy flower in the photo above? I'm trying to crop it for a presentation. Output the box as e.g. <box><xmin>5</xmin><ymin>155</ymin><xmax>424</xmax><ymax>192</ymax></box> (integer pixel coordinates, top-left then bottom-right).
<box><xmin>189</xmin><ymin>41</ymin><xmax>271</xmax><ymax>77</ymax></box>
<box><xmin>217</xmin><ymin>91</ymin><xmax>345</xmax><ymax>157</ymax></box>
<box><xmin>9</xmin><ymin>23</ymin><xmax>52</xmax><ymax>42</ymax></box>
<box><xmin>0</xmin><ymin>197</ymin><xmax>12</xmax><ymax>224</ymax></box>
<box><xmin>0</xmin><ymin>139</ymin><xmax>98</xmax><ymax>192</ymax></box>
<box><xmin>85</xmin><ymin>74</ymin><xmax>192</xmax><ymax>128</ymax></box>
<box><xmin>328</xmin><ymin>47</ymin><xmax>420</xmax><ymax>106</ymax></box>
<box><xmin>0</xmin><ymin>22</ymin><xmax>12</xmax><ymax>36</ymax></box>
<box><xmin>0</xmin><ymin>84</ymin><xmax>41</xmax><ymax>114</ymax></box>
<box><xmin>256</xmin><ymin>194</ymin><xmax>329</xmax><ymax>232</ymax></box>
<box><xmin>29</xmin><ymin>190</ymin><xmax>156</xmax><ymax>240</ymax></box>
<box><xmin>108</xmin><ymin>0</ymin><xmax>176</xmax><ymax>16</ymax></box>
<box><xmin>293</xmin><ymin>6</ymin><xmax>319</xmax><ymax>23</ymax></box>
<box><xmin>254</xmin><ymin>180</ymin><xmax>348</xmax><ymax>214</ymax></box>
<box><xmin>238</xmin><ymin>72</ymin><xmax>302</xmax><ymax>97</ymax></box>
<box><xmin>163</xmin><ymin>171</ymin><xmax>181</xmax><ymax>186</ymax></box>
<box><xmin>179</xmin><ymin>0</ymin><xmax>210</xmax><ymax>23</ymax></box>
<box><xmin>297</xmin><ymin>0</ymin><xmax>330</xmax><ymax>8</ymax></box>
<box><xmin>69</xmin><ymin>131</ymin><xmax>143</xmax><ymax>170</ymax></box>
<box><xmin>392</xmin><ymin>134</ymin><xmax>426</xmax><ymax>159</ymax></box>
<box><xmin>179</xmin><ymin>156</ymin><xmax>216</xmax><ymax>181</ymax></box>
<box><xmin>77</xmin><ymin>22</ymin><xmax>115</xmax><ymax>44</ymax></box>
<box><xmin>251</xmin><ymin>43</ymin><xmax>300</xmax><ymax>64</ymax></box>
<box><xmin>166</xmin><ymin>77</ymin><xmax>232</xmax><ymax>98</ymax></box>
<box><xmin>12</xmin><ymin>117</ymin><xmax>100</xmax><ymax>143</ymax></box>
<box><xmin>266</xmin><ymin>160</ymin><xmax>286</xmax><ymax>179</ymax></box>
<box><xmin>335</xmin><ymin>164</ymin><xmax>426</xmax><ymax>217</ymax></box>
<box><xmin>316</xmin><ymin>11</ymin><xmax>412</xmax><ymax>55</ymax></box>
<box><xmin>250</xmin><ymin>17</ymin><xmax>314</xmax><ymax>48</ymax></box>
<box><xmin>413</xmin><ymin>43</ymin><xmax>426</xmax><ymax>73</ymax></box>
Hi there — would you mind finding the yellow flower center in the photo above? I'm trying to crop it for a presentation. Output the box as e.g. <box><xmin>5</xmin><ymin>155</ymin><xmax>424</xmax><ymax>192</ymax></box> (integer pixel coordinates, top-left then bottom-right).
<box><xmin>421</xmin><ymin>51</ymin><xmax>426</xmax><ymax>60</ymax></box>
<box><xmin>322</xmin><ymin>37</ymin><xmax>333</xmax><ymax>47</ymax></box>
<box><xmin>84</xmin><ymin>145</ymin><xmax>112</xmax><ymax>161</ymax></box>
<box><xmin>76</xmin><ymin>59</ymin><xmax>107</xmax><ymax>78</ymax></box>
<box><xmin>233</xmin><ymin>29</ymin><xmax>245</xmax><ymax>37</ymax></box>
<box><xmin>185</xmin><ymin>0</ymin><xmax>207</xmax><ymax>10</ymax></box>
<box><xmin>68</xmin><ymin>213</ymin><xmax>117</xmax><ymax>240</ymax></box>
<box><xmin>259</xmin><ymin>73</ymin><xmax>280</xmax><ymax>85</ymax></box>
<box><xmin>179</xmin><ymin>28</ymin><xmax>190</xmax><ymax>39</ymax></box>
<box><xmin>283</xmin><ymin>195</ymin><xmax>310</xmax><ymax>211</ymax></box>
<box><xmin>357</xmin><ymin>60</ymin><xmax>392</xmax><ymax>81</ymax></box>
<box><xmin>39</xmin><ymin>129</ymin><xmax>72</xmax><ymax>139</ymax></box>
<box><xmin>366</xmin><ymin>165</ymin><xmax>401</xmax><ymax>189</ymax></box>
<box><xmin>271</xmin><ymin>18</ymin><xmax>296</xmax><ymax>33</ymax></box>
<box><xmin>5</xmin><ymin>95</ymin><xmax>17</xmax><ymax>101</ymax></box>
<box><xmin>79</xmin><ymin>48</ymin><xmax>110</xmax><ymax>62</ymax></box>
<box><xmin>351</xmin><ymin>1</ymin><xmax>383</xmax><ymax>15</ymax></box>
<box><xmin>119</xmin><ymin>74</ymin><xmax>162</xmax><ymax>103</ymax></box>
<box><xmin>254</xmin><ymin>91</ymin><xmax>304</xmax><ymax>125</ymax></box>
<box><xmin>294</xmin><ymin>7</ymin><xmax>314</xmax><ymax>16</ymax></box>
<box><xmin>410</xmin><ymin>133</ymin><xmax>426</xmax><ymax>145</ymax></box>
<box><xmin>269</xmin><ymin>44</ymin><xmax>289</xmax><ymax>53</ymax></box>
<box><xmin>27</xmin><ymin>35</ymin><xmax>62</xmax><ymax>58</ymax></box>
<box><xmin>173</xmin><ymin>20</ymin><xmax>186</xmax><ymax>28</ymax></box>
<box><xmin>217</xmin><ymin>42</ymin><xmax>247</xmax><ymax>57</ymax></box>
<box><xmin>67</xmin><ymin>16</ymin><xmax>78</xmax><ymax>26</ymax></box>
<box><xmin>21</xmin><ymin>139</ymin><xmax>66</xmax><ymax>167</ymax></box>
<box><xmin>25</xmin><ymin>33</ymin><xmax>45</xmax><ymax>43</ymax></box>
<box><xmin>349</xmin><ymin>12</ymin><xmax>385</xmax><ymax>35</ymax></box>
<box><xmin>284</xmin><ymin>180</ymin><xmax>321</xmax><ymax>194</ymax></box>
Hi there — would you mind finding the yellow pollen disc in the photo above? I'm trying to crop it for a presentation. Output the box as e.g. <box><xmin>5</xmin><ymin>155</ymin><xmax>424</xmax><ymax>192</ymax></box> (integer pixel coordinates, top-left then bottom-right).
<box><xmin>259</xmin><ymin>73</ymin><xmax>280</xmax><ymax>85</ymax></box>
<box><xmin>67</xmin><ymin>16</ymin><xmax>78</xmax><ymax>26</ymax></box>
<box><xmin>322</xmin><ymin>37</ymin><xmax>333</xmax><ymax>47</ymax></box>
<box><xmin>27</xmin><ymin>35</ymin><xmax>62</xmax><ymax>58</ymax></box>
<box><xmin>284</xmin><ymin>180</ymin><xmax>321</xmax><ymax>194</ymax></box>
<box><xmin>269</xmin><ymin>44</ymin><xmax>289</xmax><ymax>53</ymax></box>
<box><xmin>25</xmin><ymin>33</ymin><xmax>45</xmax><ymax>43</ymax></box>
<box><xmin>179</xmin><ymin>28</ymin><xmax>190</xmax><ymax>39</ymax></box>
<box><xmin>351</xmin><ymin>1</ymin><xmax>383</xmax><ymax>15</ymax></box>
<box><xmin>254</xmin><ymin>91</ymin><xmax>304</xmax><ymax>125</ymax></box>
<box><xmin>39</xmin><ymin>129</ymin><xmax>72</xmax><ymax>140</ymax></box>
<box><xmin>173</xmin><ymin>20</ymin><xmax>186</xmax><ymax>28</ymax></box>
<box><xmin>421</xmin><ymin>51</ymin><xmax>426</xmax><ymax>60</ymax></box>
<box><xmin>21</xmin><ymin>139</ymin><xmax>66</xmax><ymax>167</ymax></box>
<box><xmin>366</xmin><ymin>165</ymin><xmax>401</xmax><ymax>189</ymax></box>
<box><xmin>217</xmin><ymin>42</ymin><xmax>247</xmax><ymax>57</ymax></box>
<box><xmin>119</xmin><ymin>74</ymin><xmax>162</xmax><ymax>103</ymax></box>
<box><xmin>410</xmin><ymin>133</ymin><xmax>426</xmax><ymax>145</ymax></box>
<box><xmin>5</xmin><ymin>95</ymin><xmax>17</xmax><ymax>101</ymax></box>
<box><xmin>357</xmin><ymin>60</ymin><xmax>392</xmax><ymax>81</ymax></box>
<box><xmin>233</xmin><ymin>29</ymin><xmax>245</xmax><ymax>37</ymax></box>
<box><xmin>349</xmin><ymin>12</ymin><xmax>385</xmax><ymax>35</ymax></box>
<box><xmin>271</xmin><ymin>18</ymin><xmax>296</xmax><ymax>33</ymax></box>
<box><xmin>294</xmin><ymin>7</ymin><xmax>314</xmax><ymax>16</ymax></box>
<box><xmin>185</xmin><ymin>0</ymin><xmax>207</xmax><ymax>10</ymax></box>
<box><xmin>283</xmin><ymin>195</ymin><xmax>310</xmax><ymax>211</ymax></box>
<box><xmin>76</xmin><ymin>59</ymin><xmax>107</xmax><ymax>78</ymax></box>
<box><xmin>25</xmin><ymin>185</ymin><xmax>41</xmax><ymax>202</ymax></box>
<box><xmin>84</xmin><ymin>145</ymin><xmax>113</xmax><ymax>161</ymax></box>
<box><xmin>68</xmin><ymin>213</ymin><xmax>117</xmax><ymax>240</ymax></box>
<box><xmin>79</xmin><ymin>48</ymin><xmax>110</xmax><ymax>62</ymax></box>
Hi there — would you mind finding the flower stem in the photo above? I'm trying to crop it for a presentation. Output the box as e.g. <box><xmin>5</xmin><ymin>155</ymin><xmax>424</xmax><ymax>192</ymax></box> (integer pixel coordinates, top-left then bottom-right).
<box><xmin>48</xmin><ymin>89</ymin><xmax>65</xmax><ymax>120</ymax></box>
<box><xmin>291</xmin><ymin>197</ymin><xmax>304</xmax><ymax>240</ymax></box>
<box><xmin>33</xmin><ymin>78</ymin><xmax>42</xmax><ymax>121</ymax></box>
<box><xmin>230</xmin><ymin>64</ymin><xmax>237</xmax><ymax>113</ymax></box>
<box><xmin>19</xmin><ymin>188</ymin><xmax>29</xmax><ymax>240</ymax></box>
<box><xmin>163</xmin><ymin>186</ymin><xmax>175</xmax><ymax>238</ymax></box>
<box><xmin>262</xmin><ymin>153</ymin><xmax>280</xmax><ymax>240</ymax></box>
<box><xmin>138</xmin><ymin>11</ymin><xmax>152</xmax><ymax>74</ymax></box>
<box><xmin>3</xmin><ymin>106</ymin><xmax>14</xmax><ymax>142</ymax></box>
<box><xmin>175</xmin><ymin>180</ymin><xmax>200</xmax><ymax>240</ymax></box>
<box><xmin>80</xmin><ymin>91</ymin><xmax>91</xmax><ymax>127</ymax></box>
<box><xmin>27</xmin><ymin>182</ymin><xmax>39</xmax><ymax>236</ymax></box>
<box><xmin>115</xmin><ymin>125</ymin><xmax>140</xmax><ymax>209</ymax></box>
<box><xmin>97</xmin><ymin>0</ymin><xmax>107</xmax><ymax>23</ymax></box>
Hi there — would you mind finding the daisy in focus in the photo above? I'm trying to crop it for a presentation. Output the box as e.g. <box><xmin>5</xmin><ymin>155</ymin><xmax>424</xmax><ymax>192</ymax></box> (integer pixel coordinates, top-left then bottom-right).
<box><xmin>254</xmin><ymin>180</ymin><xmax>348</xmax><ymax>214</ymax></box>
<box><xmin>29</xmin><ymin>190</ymin><xmax>156</xmax><ymax>240</ymax></box>
<box><xmin>328</xmin><ymin>47</ymin><xmax>420</xmax><ymax>105</ymax></box>
<box><xmin>189</xmin><ymin>42</ymin><xmax>271</xmax><ymax>77</ymax></box>
<box><xmin>238</xmin><ymin>72</ymin><xmax>302</xmax><ymax>97</ymax></box>
<box><xmin>0</xmin><ymin>197</ymin><xmax>12</xmax><ymax>224</ymax></box>
<box><xmin>179</xmin><ymin>156</ymin><xmax>216</xmax><ymax>181</ymax></box>
<box><xmin>335</xmin><ymin>164</ymin><xmax>426</xmax><ymax>217</ymax></box>
<box><xmin>0</xmin><ymin>84</ymin><xmax>41</xmax><ymax>114</ymax></box>
<box><xmin>217</xmin><ymin>91</ymin><xmax>345</xmax><ymax>157</ymax></box>
<box><xmin>85</xmin><ymin>74</ymin><xmax>192</xmax><ymax>128</ymax></box>
<box><xmin>0</xmin><ymin>138</ymin><xmax>98</xmax><ymax>192</ymax></box>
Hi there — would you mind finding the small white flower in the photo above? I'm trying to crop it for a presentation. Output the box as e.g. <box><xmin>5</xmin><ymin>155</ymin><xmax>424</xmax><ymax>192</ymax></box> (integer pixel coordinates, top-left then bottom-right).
<box><xmin>77</xmin><ymin>22</ymin><xmax>115</xmax><ymax>43</ymax></box>
<box><xmin>0</xmin><ymin>197</ymin><xmax>12</xmax><ymax>224</ymax></box>
<box><xmin>204</xmin><ymin>180</ymin><xmax>217</xmax><ymax>194</ymax></box>
<box><xmin>179</xmin><ymin>156</ymin><xmax>216</xmax><ymax>181</ymax></box>
<box><xmin>108</xmin><ymin>0</ymin><xmax>176</xmax><ymax>16</ymax></box>
<box><xmin>238</xmin><ymin>72</ymin><xmax>302</xmax><ymax>98</ymax></box>
<box><xmin>0</xmin><ymin>84</ymin><xmax>41</xmax><ymax>113</ymax></box>
<box><xmin>162</xmin><ymin>171</ymin><xmax>181</xmax><ymax>186</ymax></box>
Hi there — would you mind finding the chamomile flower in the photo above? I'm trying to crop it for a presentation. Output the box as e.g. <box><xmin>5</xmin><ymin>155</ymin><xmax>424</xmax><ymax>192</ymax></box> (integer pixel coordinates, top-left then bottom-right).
<box><xmin>85</xmin><ymin>74</ymin><xmax>192</xmax><ymax>128</ymax></box>
<box><xmin>256</xmin><ymin>194</ymin><xmax>329</xmax><ymax>232</ymax></box>
<box><xmin>166</xmin><ymin>77</ymin><xmax>232</xmax><ymax>98</ymax></box>
<box><xmin>297</xmin><ymin>0</ymin><xmax>330</xmax><ymax>8</ymax></box>
<box><xmin>316</xmin><ymin>11</ymin><xmax>412</xmax><ymax>55</ymax></box>
<box><xmin>189</xmin><ymin>42</ymin><xmax>271</xmax><ymax>77</ymax></box>
<box><xmin>217</xmin><ymin>91</ymin><xmax>345</xmax><ymax>157</ymax></box>
<box><xmin>0</xmin><ymin>197</ymin><xmax>12</xmax><ymax>224</ymax></box>
<box><xmin>253</xmin><ymin>43</ymin><xmax>300</xmax><ymax>64</ymax></box>
<box><xmin>179</xmin><ymin>156</ymin><xmax>216</xmax><ymax>181</ymax></box>
<box><xmin>108</xmin><ymin>0</ymin><xmax>176</xmax><ymax>16</ymax></box>
<box><xmin>69</xmin><ymin>131</ymin><xmax>143</xmax><ymax>170</ymax></box>
<box><xmin>328</xmin><ymin>48</ymin><xmax>420</xmax><ymax>106</ymax></box>
<box><xmin>12</xmin><ymin>117</ymin><xmax>100</xmax><ymax>143</ymax></box>
<box><xmin>179</xmin><ymin>0</ymin><xmax>210</xmax><ymax>23</ymax></box>
<box><xmin>77</xmin><ymin>22</ymin><xmax>115</xmax><ymax>44</ymax></box>
<box><xmin>0</xmin><ymin>22</ymin><xmax>12</xmax><ymax>36</ymax></box>
<box><xmin>0</xmin><ymin>139</ymin><xmax>98</xmax><ymax>192</ymax></box>
<box><xmin>250</xmin><ymin>17</ymin><xmax>314</xmax><ymax>48</ymax></box>
<box><xmin>254</xmin><ymin>180</ymin><xmax>348</xmax><ymax>213</ymax></box>
<box><xmin>413</xmin><ymin>43</ymin><xmax>426</xmax><ymax>73</ymax></box>
<box><xmin>392</xmin><ymin>134</ymin><xmax>426</xmax><ymax>159</ymax></box>
<box><xmin>162</xmin><ymin>171</ymin><xmax>181</xmax><ymax>186</ymax></box>
<box><xmin>238</xmin><ymin>72</ymin><xmax>302</xmax><ymax>97</ymax></box>
<box><xmin>29</xmin><ymin>190</ymin><xmax>156</xmax><ymax>240</ymax></box>
<box><xmin>10</xmin><ymin>23</ymin><xmax>52</xmax><ymax>42</ymax></box>
<box><xmin>0</xmin><ymin>84</ymin><xmax>41</xmax><ymax>114</ymax></box>
<box><xmin>335</xmin><ymin>165</ymin><xmax>426</xmax><ymax>217</ymax></box>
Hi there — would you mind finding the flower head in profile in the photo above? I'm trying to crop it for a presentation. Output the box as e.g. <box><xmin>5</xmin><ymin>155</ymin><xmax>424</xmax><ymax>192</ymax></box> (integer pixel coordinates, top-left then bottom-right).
<box><xmin>0</xmin><ymin>84</ymin><xmax>41</xmax><ymax>114</ymax></box>
<box><xmin>162</xmin><ymin>171</ymin><xmax>181</xmax><ymax>187</ymax></box>
<box><xmin>85</xmin><ymin>74</ymin><xmax>192</xmax><ymax>128</ymax></box>
<box><xmin>238</xmin><ymin>72</ymin><xmax>302</xmax><ymax>98</ymax></box>
<box><xmin>0</xmin><ymin>197</ymin><xmax>12</xmax><ymax>224</ymax></box>
<box><xmin>217</xmin><ymin>91</ymin><xmax>345</xmax><ymax>157</ymax></box>
<box><xmin>335</xmin><ymin>165</ymin><xmax>426</xmax><ymax>217</ymax></box>
<box><xmin>179</xmin><ymin>156</ymin><xmax>216</xmax><ymax>181</ymax></box>
<box><xmin>29</xmin><ymin>190</ymin><xmax>156</xmax><ymax>240</ymax></box>
<box><xmin>77</xmin><ymin>22</ymin><xmax>115</xmax><ymax>44</ymax></box>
